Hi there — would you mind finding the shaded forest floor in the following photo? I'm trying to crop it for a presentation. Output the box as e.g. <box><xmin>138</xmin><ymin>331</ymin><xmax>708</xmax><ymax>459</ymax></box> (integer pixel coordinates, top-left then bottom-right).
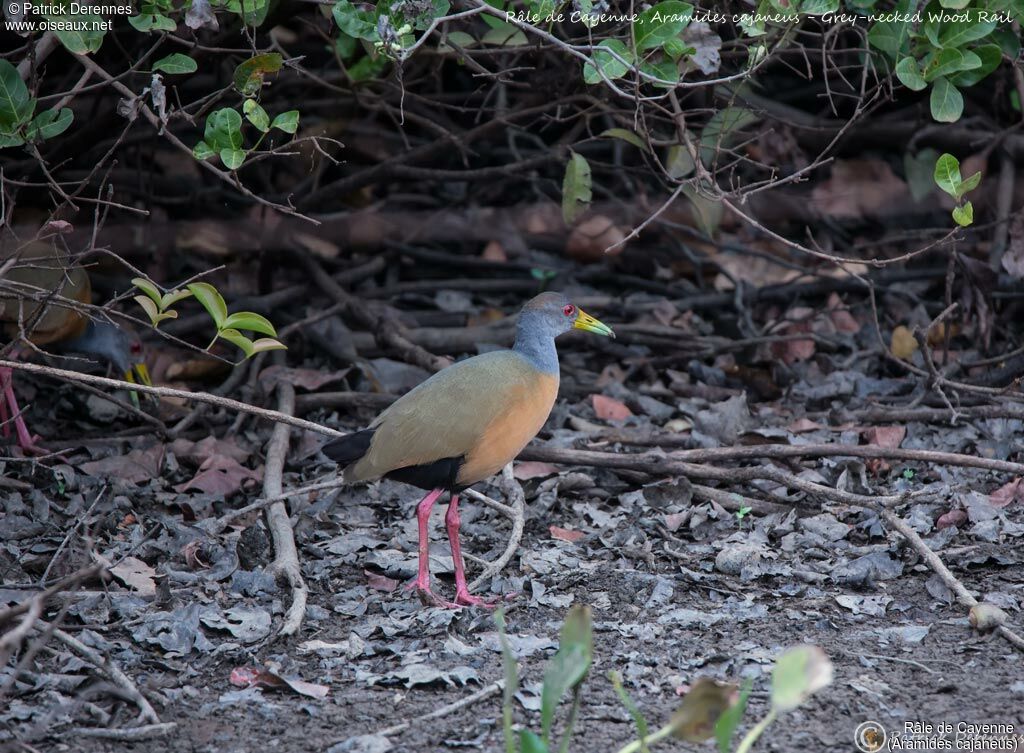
<box><xmin>3</xmin><ymin>234</ymin><xmax>1024</xmax><ymax>752</ymax></box>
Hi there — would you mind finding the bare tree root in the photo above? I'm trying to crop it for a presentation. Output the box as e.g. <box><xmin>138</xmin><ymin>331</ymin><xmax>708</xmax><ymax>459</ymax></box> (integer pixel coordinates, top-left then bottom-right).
<box><xmin>263</xmin><ymin>356</ymin><xmax>308</xmax><ymax>637</ymax></box>
<box><xmin>465</xmin><ymin>464</ymin><xmax>527</xmax><ymax>592</ymax></box>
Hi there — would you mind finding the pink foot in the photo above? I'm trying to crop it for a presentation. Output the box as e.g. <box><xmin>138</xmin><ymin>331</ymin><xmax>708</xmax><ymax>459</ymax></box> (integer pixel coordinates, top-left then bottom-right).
<box><xmin>453</xmin><ymin>589</ymin><xmax>511</xmax><ymax>608</ymax></box>
<box><xmin>409</xmin><ymin>583</ymin><xmax>460</xmax><ymax>609</ymax></box>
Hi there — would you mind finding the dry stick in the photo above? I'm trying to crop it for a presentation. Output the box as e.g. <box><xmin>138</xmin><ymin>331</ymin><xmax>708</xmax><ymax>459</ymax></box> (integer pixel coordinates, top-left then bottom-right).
<box><xmin>43</xmin><ymin>625</ymin><xmax>164</xmax><ymax>725</ymax></box>
<box><xmin>0</xmin><ymin>359</ymin><xmax>344</xmax><ymax>439</ymax></box>
<box><xmin>300</xmin><ymin>253</ymin><xmax>451</xmax><ymax>373</ymax></box>
<box><xmin>264</xmin><ymin>356</ymin><xmax>309</xmax><ymax>637</ymax></box>
<box><xmin>70</xmin><ymin>723</ymin><xmax>178</xmax><ymax>741</ymax></box>
<box><xmin>370</xmin><ymin>681</ymin><xmax>504</xmax><ymax>739</ymax></box>
<box><xmin>524</xmin><ymin>445</ymin><xmax>1024</xmax><ymax>652</ymax></box>
<box><xmin>691</xmin><ymin>483</ymin><xmax>793</xmax><ymax>517</ymax></box>
<box><xmin>672</xmin><ymin>444</ymin><xmax>1024</xmax><ymax>476</ymax></box>
<box><xmin>879</xmin><ymin>509</ymin><xmax>1024</xmax><ymax>652</ymax></box>
<box><xmin>0</xmin><ymin>564</ymin><xmax>104</xmax><ymax>627</ymax></box>
<box><xmin>521</xmin><ymin>444</ymin><xmax>1024</xmax><ymax>482</ymax></box>
<box><xmin>467</xmin><ymin>464</ymin><xmax>526</xmax><ymax>592</ymax></box>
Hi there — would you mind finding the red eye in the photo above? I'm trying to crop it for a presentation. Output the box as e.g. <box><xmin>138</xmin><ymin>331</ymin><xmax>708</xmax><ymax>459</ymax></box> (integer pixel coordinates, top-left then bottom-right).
<box><xmin>562</xmin><ymin>304</ymin><xmax>576</xmax><ymax>317</ymax></box>
<box><xmin>130</xmin><ymin>342</ymin><xmax>142</xmax><ymax>355</ymax></box>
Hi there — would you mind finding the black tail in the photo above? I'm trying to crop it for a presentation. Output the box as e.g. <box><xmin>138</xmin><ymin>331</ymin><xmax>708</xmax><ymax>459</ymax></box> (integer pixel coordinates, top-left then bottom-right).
<box><xmin>323</xmin><ymin>428</ymin><xmax>375</xmax><ymax>466</ymax></box>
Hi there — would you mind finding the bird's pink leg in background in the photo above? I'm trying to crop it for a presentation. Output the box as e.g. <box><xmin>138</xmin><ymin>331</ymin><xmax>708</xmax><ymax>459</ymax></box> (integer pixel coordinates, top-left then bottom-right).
<box><xmin>0</xmin><ymin>366</ymin><xmax>42</xmax><ymax>452</ymax></box>
<box><xmin>407</xmin><ymin>488</ymin><xmax>445</xmax><ymax>602</ymax></box>
<box><xmin>445</xmin><ymin>494</ymin><xmax>499</xmax><ymax>608</ymax></box>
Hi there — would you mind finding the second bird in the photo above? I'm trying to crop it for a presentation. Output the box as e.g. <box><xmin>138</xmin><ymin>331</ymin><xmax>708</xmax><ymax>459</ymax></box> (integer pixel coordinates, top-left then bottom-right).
<box><xmin>324</xmin><ymin>291</ymin><xmax>614</xmax><ymax>607</ymax></box>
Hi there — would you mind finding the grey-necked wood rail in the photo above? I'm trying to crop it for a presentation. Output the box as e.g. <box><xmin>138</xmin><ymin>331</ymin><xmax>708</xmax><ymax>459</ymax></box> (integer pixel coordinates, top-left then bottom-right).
<box><xmin>0</xmin><ymin>240</ymin><xmax>151</xmax><ymax>452</ymax></box>
<box><xmin>324</xmin><ymin>292</ymin><xmax>614</xmax><ymax>607</ymax></box>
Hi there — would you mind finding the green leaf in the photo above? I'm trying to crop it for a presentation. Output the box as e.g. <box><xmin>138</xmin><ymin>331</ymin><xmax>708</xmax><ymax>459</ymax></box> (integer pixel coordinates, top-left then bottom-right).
<box><xmin>520</xmin><ymin>730</ymin><xmax>549</xmax><ymax>753</ymax></box>
<box><xmin>438</xmin><ymin>30</ymin><xmax>478</xmax><ymax>52</ymax></box>
<box><xmin>633</xmin><ymin>1</ymin><xmax>693</xmax><ymax>51</ymax></box>
<box><xmin>662</xmin><ymin>37</ymin><xmax>693</xmax><ymax>61</ymax></box>
<box><xmin>952</xmin><ymin>200</ymin><xmax>973</xmax><ymax>227</ymax></box>
<box><xmin>220</xmin><ymin>148</ymin><xmax>245</xmax><ymax>169</ymax></box>
<box><xmin>923</xmin><ymin>47</ymin><xmax>965</xmax><ymax>82</ymax></box>
<box><xmin>0</xmin><ymin>60</ymin><xmax>35</xmax><ymax>129</ymax></box>
<box><xmin>25</xmin><ymin>107</ymin><xmax>72</xmax><ymax>141</ymax></box>
<box><xmin>894</xmin><ymin>57</ymin><xmax>926</xmax><ymax>91</ymax></box>
<box><xmin>959</xmin><ymin>170</ymin><xmax>981</xmax><ymax>195</ymax></box>
<box><xmin>948</xmin><ymin>44</ymin><xmax>1001</xmax><ymax>87</ymax></box>
<box><xmin>205</xmin><ymin>108</ymin><xmax>243</xmax><ymax>150</ymax></box>
<box><xmin>599</xmin><ymin>127</ymin><xmax>649</xmax><ymax>152</ymax></box>
<box><xmin>250</xmin><ymin>338</ymin><xmax>288</xmax><ymax>354</ymax></box>
<box><xmin>609</xmin><ymin>671</ymin><xmax>649</xmax><ymax>744</ymax></box>
<box><xmin>991</xmin><ymin>28</ymin><xmax>1021</xmax><ymax>58</ymax></box>
<box><xmin>161</xmin><ymin>288</ymin><xmax>194</xmax><ymax>308</ymax></box>
<box><xmin>938</xmin><ymin>16</ymin><xmax>997</xmax><ymax>47</ymax></box>
<box><xmin>903</xmin><ymin>148</ymin><xmax>940</xmax><ymax>201</ymax></box>
<box><xmin>226</xmin><ymin>0</ymin><xmax>269</xmax><ymax>26</ymax></box>
<box><xmin>933</xmin><ymin>153</ymin><xmax>962</xmax><ymax>198</ymax></box>
<box><xmin>583</xmin><ymin>39</ymin><xmax>632</xmax><ymax>85</ymax></box>
<box><xmin>134</xmin><ymin>295</ymin><xmax>161</xmax><ymax>325</ymax></box>
<box><xmin>335</xmin><ymin>33</ymin><xmax>360</xmax><ymax>59</ymax></box>
<box><xmin>929</xmin><ymin>77</ymin><xmax>963</xmax><ymax>123</ymax></box>
<box><xmin>939</xmin><ymin>0</ymin><xmax>970</xmax><ymax>7</ymax></box>
<box><xmin>480</xmin><ymin>24</ymin><xmax>528</xmax><ymax>46</ymax></box>
<box><xmin>347</xmin><ymin>56</ymin><xmax>390</xmax><ymax>82</ymax></box>
<box><xmin>45</xmin><ymin>3</ymin><xmax>106</xmax><ymax>54</ymax></box>
<box><xmin>561</xmin><ymin>152</ymin><xmax>592</xmax><ymax>225</ymax></box>
<box><xmin>770</xmin><ymin>645</ymin><xmax>833</xmax><ymax>712</ymax></box>
<box><xmin>715</xmin><ymin>681</ymin><xmax>751</xmax><ymax>753</ymax></box>
<box><xmin>699</xmin><ymin>107</ymin><xmax>758</xmax><ymax>165</ymax></box>
<box><xmin>666</xmin><ymin>143</ymin><xmax>695</xmax><ymax>179</ymax></box>
<box><xmin>800</xmin><ymin>0</ymin><xmax>838</xmax><ymax>12</ymax></box>
<box><xmin>0</xmin><ymin>132</ymin><xmax>25</xmax><ymax>149</ymax></box>
<box><xmin>132</xmin><ymin>277</ymin><xmax>164</xmax><ymax>306</ymax></box>
<box><xmin>134</xmin><ymin>295</ymin><xmax>178</xmax><ymax>326</ymax></box>
<box><xmin>233</xmin><ymin>53</ymin><xmax>284</xmax><ymax>96</ymax></box>
<box><xmin>270</xmin><ymin>110</ymin><xmax>300</xmax><ymax>134</ymax></box>
<box><xmin>193</xmin><ymin>140</ymin><xmax>215</xmax><ymax>160</ymax></box>
<box><xmin>639</xmin><ymin>59</ymin><xmax>678</xmax><ymax>88</ymax></box>
<box><xmin>332</xmin><ymin>0</ymin><xmax>379</xmax><ymax>40</ymax></box>
<box><xmin>218</xmin><ymin>328</ymin><xmax>255</xmax><ymax>358</ymax></box>
<box><xmin>682</xmin><ymin>184</ymin><xmax>723</xmax><ymax>236</ymax></box>
<box><xmin>867</xmin><ymin>20</ymin><xmax>910</xmax><ymax>59</ymax></box>
<box><xmin>480</xmin><ymin>0</ymin><xmax>507</xmax><ymax>29</ymax></box>
<box><xmin>153</xmin><ymin>53</ymin><xmax>198</xmax><ymax>74</ymax></box>
<box><xmin>222</xmin><ymin>311</ymin><xmax>277</xmax><ymax>336</ymax></box>
<box><xmin>540</xmin><ymin>605</ymin><xmax>592</xmax><ymax>744</ymax></box>
<box><xmin>186</xmin><ymin>282</ymin><xmax>228</xmax><ymax>329</ymax></box>
<box><xmin>243</xmin><ymin>99</ymin><xmax>270</xmax><ymax>132</ymax></box>
<box><xmin>129</xmin><ymin>12</ymin><xmax>176</xmax><ymax>31</ymax></box>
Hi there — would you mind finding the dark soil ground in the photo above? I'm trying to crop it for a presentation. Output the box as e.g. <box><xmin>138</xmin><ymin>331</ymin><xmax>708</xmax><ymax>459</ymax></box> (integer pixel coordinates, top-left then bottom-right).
<box><xmin>3</xmin><ymin>342</ymin><xmax>1024</xmax><ymax>753</ymax></box>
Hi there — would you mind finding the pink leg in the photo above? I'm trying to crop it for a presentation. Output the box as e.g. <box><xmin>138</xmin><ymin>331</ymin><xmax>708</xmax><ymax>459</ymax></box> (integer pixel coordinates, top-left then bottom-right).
<box><xmin>405</xmin><ymin>488</ymin><xmax>453</xmax><ymax>606</ymax></box>
<box><xmin>446</xmin><ymin>495</ymin><xmax>501</xmax><ymax>608</ymax></box>
<box><xmin>0</xmin><ymin>369</ymin><xmax>9</xmax><ymax>436</ymax></box>
<box><xmin>0</xmin><ymin>367</ymin><xmax>42</xmax><ymax>452</ymax></box>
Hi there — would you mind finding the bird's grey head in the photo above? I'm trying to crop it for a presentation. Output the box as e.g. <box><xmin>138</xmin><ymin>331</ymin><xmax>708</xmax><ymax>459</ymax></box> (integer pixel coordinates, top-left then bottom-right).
<box><xmin>61</xmin><ymin>320</ymin><xmax>142</xmax><ymax>375</ymax></box>
<box><xmin>517</xmin><ymin>291</ymin><xmax>615</xmax><ymax>341</ymax></box>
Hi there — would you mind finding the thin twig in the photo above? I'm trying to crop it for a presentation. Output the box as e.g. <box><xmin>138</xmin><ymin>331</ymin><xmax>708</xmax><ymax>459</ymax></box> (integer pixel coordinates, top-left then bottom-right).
<box><xmin>264</xmin><ymin>352</ymin><xmax>309</xmax><ymax>637</ymax></box>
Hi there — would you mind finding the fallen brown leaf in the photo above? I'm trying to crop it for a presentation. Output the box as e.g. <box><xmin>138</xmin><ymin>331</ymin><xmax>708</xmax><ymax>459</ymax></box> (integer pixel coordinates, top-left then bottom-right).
<box><xmin>514</xmin><ymin>461</ymin><xmax>560</xmax><ymax>480</ymax></box>
<box><xmin>550</xmin><ymin>526</ymin><xmax>585</xmax><ymax>543</ymax></box>
<box><xmin>862</xmin><ymin>426</ymin><xmax>906</xmax><ymax>450</ymax></box>
<box><xmin>591</xmin><ymin>394</ymin><xmax>633</xmax><ymax>421</ymax></box>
